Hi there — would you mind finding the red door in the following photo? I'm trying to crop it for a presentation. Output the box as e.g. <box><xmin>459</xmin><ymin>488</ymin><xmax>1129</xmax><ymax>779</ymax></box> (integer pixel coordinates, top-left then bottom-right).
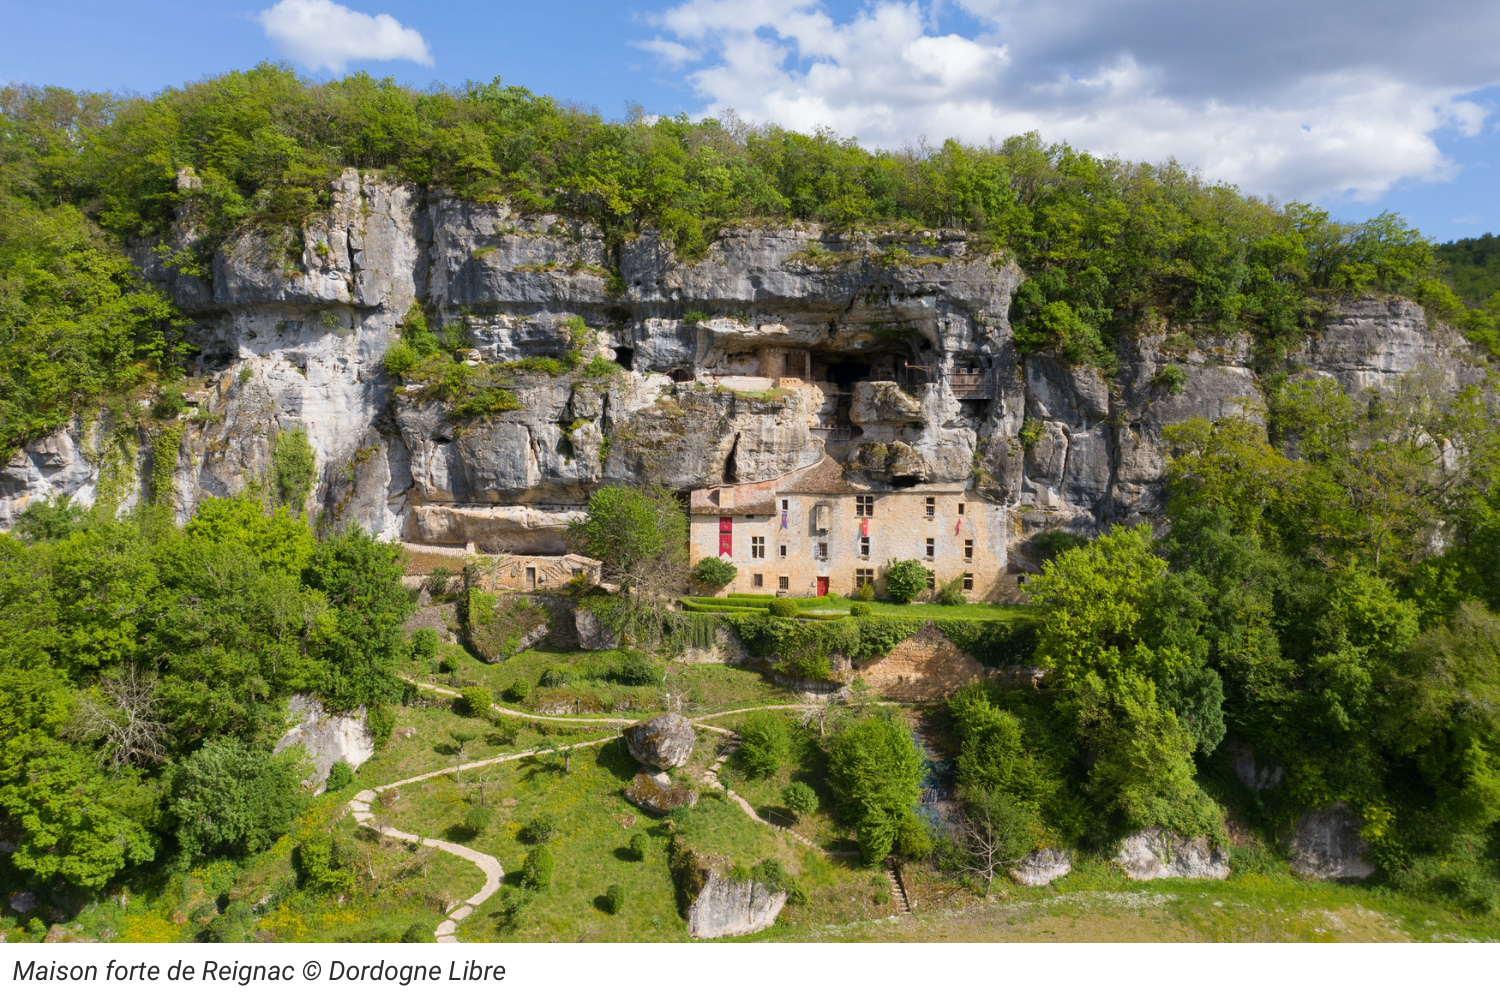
<box><xmin>719</xmin><ymin>517</ymin><xmax>733</xmax><ymax>556</ymax></box>
<box><xmin>816</xmin><ymin>576</ymin><xmax>829</xmax><ymax>596</ymax></box>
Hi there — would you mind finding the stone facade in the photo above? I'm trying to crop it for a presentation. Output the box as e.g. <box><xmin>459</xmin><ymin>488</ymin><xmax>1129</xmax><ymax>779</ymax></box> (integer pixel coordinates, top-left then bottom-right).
<box><xmin>689</xmin><ymin>457</ymin><xmax>1009</xmax><ymax>601</ymax></box>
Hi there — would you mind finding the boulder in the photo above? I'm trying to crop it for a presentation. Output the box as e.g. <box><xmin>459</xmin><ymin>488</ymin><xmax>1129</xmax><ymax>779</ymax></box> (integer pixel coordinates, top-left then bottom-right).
<box><xmin>623</xmin><ymin>770</ymin><xmax>698</xmax><ymax>814</ymax></box>
<box><xmin>1010</xmin><ymin>848</ymin><xmax>1072</xmax><ymax>886</ymax></box>
<box><xmin>686</xmin><ymin>871</ymin><xmax>787</xmax><ymax>939</ymax></box>
<box><xmin>1116</xmin><ymin>827</ymin><xmax>1230</xmax><ymax>880</ymax></box>
<box><xmin>624</xmin><ymin>712</ymin><xmax>696</xmax><ymax>768</ymax></box>
<box><xmin>1285</xmin><ymin>803</ymin><xmax>1374</xmax><ymax>880</ymax></box>
<box><xmin>274</xmin><ymin>694</ymin><xmax>375</xmax><ymax>792</ymax></box>
<box><xmin>8</xmin><ymin>891</ymin><xmax>36</xmax><ymax>914</ymax></box>
<box><xmin>575</xmin><ymin>609</ymin><xmax>618</xmax><ymax>650</ymax></box>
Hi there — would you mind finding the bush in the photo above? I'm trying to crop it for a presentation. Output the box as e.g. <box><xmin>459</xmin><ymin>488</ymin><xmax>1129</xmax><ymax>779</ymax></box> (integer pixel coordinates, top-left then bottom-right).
<box><xmin>464</xmin><ymin>805</ymin><xmax>495</xmax><ymax>834</ymax></box>
<box><xmin>895</xmin><ymin>811</ymin><xmax>933</xmax><ymax>860</ymax></box>
<box><xmin>457</xmin><ymin>686</ymin><xmax>492</xmax><ymax>718</ymax></box>
<box><xmin>937</xmin><ymin>576</ymin><xmax>968</xmax><ymax>606</ymax></box>
<box><xmin>884</xmin><ymin>560</ymin><xmax>928</xmax><ymax>604</ymax></box>
<box><xmin>426</xmin><ymin>566</ymin><xmax>454</xmax><ymax>596</ymax></box>
<box><xmin>324</xmin><ymin>761</ymin><xmax>354</xmax><ymax>793</ymax></box>
<box><xmin>169</xmin><ymin>738</ymin><xmax>308</xmax><ymax>858</ymax></box>
<box><xmin>206</xmin><ymin>900</ymin><xmax>255</xmax><ymax>942</ymax></box>
<box><xmin>629</xmin><ymin>832</ymin><xmax>649</xmax><ymax>861</ymax></box>
<box><xmin>409</xmin><ymin>627</ymin><xmax>440</xmax><ymax>658</ymax></box>
<box><xmin>856</xmin><ymin>582</ymin><xmax>875</xmax><ymax>601</ymax></box>
<box><xmin>750</xmin><ymin>858</ymin><xmax>807</xmax><ymax>905</ymax></box>
<box><xmin>489</xmin><ymin>715</ymin><xmax>521</xmax><ymax>745</ymax></box>
<box><xmin>603</xmin><ymin>883</ymin><xmax>626</xmax><ymax>914</ymax></box>
<box><xmin>520</xmin><ymin>815</ymin><xmax>557</xmax><ymax>844</ymax></box>
<box><xmin>692</xmin><ymin>556</ymin><xmax>738</xmax><ymax>589</ymax></box>
<box><xmin>538</xmin><ymin>667</ymin><xmax>572</xmax><ymax>688</ymax></box>
<box><xmin>505</xmin><ymin>678</ymin><xmax>531</xmax><ymax>701</ymax></box>
<box><xmin>521</xmin><ymin>845</ymin><xmax>554</xmax><ymax>889</ymax></box>
<box><xmin>849</xmin><ymin>601</ymin><xmax>872</xmax><ymax>617</ymax></box>
<box><xmin>296</xmin><ymin>833</ymin><xmax>354</xmax><ymax>894</ymax></box>
<box><xmin>736</xmin><ymin>711</ymin><xmax>792</xmax><ymax>778</ymax></box>
<box><xmin>783</xmin><ymin>781</ymin><xmax>819</xmax><ymax>817</ymax></box>
<box><xmin>825</xmin><ymin>715</ymin><xmax>924</xmax><ymax>866</ymax></box>
<box><xmin>401</xmin><ymin>922</ymin><xmax>429</xmax><ymax>943</ymax></box>
<box><xmin>611</xmin><ymin>649</ymin><xmax>661</xmax><ymax>686</ymax></box>
<box><xmin>767</xmin><ymin>597</ymin><xmax>798</xmax><ymax>618</ymax></box>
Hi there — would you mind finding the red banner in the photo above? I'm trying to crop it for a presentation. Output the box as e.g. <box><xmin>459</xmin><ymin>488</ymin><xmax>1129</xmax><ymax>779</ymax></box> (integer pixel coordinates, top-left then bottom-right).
<box><xmin>719</xmin><ymin>516</ymin><xmax>732</xmax><ymax>556</ymax></box>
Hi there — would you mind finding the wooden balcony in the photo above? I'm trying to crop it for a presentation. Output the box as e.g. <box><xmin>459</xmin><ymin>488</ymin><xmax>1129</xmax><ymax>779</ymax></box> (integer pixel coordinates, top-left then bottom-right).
<box><xmin>948</xmin><ymin>369</ymin><xmax>992</xmax><ymax>399</ymax></box>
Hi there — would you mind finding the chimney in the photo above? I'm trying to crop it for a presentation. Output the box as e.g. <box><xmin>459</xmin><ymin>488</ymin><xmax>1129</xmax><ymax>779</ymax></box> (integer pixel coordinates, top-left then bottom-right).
<box><xmin>719</xmin><ymin>486</ymin><xmax>735</xmax><ymax>509</ymax></box>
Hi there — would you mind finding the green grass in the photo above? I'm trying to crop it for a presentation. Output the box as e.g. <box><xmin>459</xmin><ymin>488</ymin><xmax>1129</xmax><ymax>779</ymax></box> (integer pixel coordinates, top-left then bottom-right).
<box><xmin>685</xmin><ymin>594</ymin><xmax>1033</xmax><ymax>622</ymax></box>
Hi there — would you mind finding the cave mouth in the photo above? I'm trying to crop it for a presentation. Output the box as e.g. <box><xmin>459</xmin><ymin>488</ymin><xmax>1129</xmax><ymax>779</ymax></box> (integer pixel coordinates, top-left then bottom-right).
<box><xmin>724</xmin><ymin>433</ymin><xmax>741</xmax><ymax>483</ymax></box>
<box><xmin>614</xmin><ymin>346</ymin><xmax>635</xmax><ymax>370</ymax></box>
<box><xmin>821</xmin><ymin>358</ymin><xmax>872</xmax><ymax>387</ymax></box>
<box><xmin>889</xmin><ymin>475</ymin><xmax>923</xmax><ymax>489</ymax></box>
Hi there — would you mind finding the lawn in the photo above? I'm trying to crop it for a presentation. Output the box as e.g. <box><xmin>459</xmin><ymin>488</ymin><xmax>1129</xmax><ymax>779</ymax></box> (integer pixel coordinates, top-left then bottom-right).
<box><xmin>685</xmin><ymin>594</ymin><xmax>1035</xmax><ymax>621</ymax></box>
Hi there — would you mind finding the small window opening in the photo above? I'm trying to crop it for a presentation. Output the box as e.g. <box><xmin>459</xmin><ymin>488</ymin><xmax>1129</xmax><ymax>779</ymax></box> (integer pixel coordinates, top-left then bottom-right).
<box><xmin>779</xmin><ymin>544</ymin><xmax>787</xmax><ymax>557</ymax></box>
<box><xmin>957</xmin><ymin>502</ymin><xmax>966</xmax><ymax>515</ymax></box>
<box><xmin>963</xmin><ymin>573</ymin><xmax>974</xmax><ymax>591</ymax></box>
<box><xmin>751</xmin><ymin>536</ymin><xmax>765</xmax><ymax>558</ymax></box>
<box><xmin>856</xmin><ymin>495</ymin><xmax>874</xmax><ymax>517</ymax></box>
<box><xmin>860</xmin><ymin>535</ymin><xmax>871</xmax><ymax>558</ymax></box>
<box><xmin>778</xmin><ymin>576</ymin><xmax>790</xmax><ymax>591</ymax></box>
<box><xmin>817</xmin><ymin>542</ymin><xmax>829</xmax><ymax>560</ymax></box>
<box><xmin>964</xmin><ymin>539</ymin><xmax>974</xmax><ymax>559</ymax></box>
<box><xmin>925</xmin><ymin>496</ymin><xmax>936</xmax><ymax>517</ymax></box>
<box><xmin>753</xmin><ymin>573</ymin><xmax>764</xmax><ymax>588</ymax></box>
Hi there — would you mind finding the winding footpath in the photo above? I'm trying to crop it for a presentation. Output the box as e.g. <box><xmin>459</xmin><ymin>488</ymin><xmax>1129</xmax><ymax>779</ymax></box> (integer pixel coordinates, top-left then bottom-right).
<box><xmin>353</xmin><ymin>682</ymin><xmax>890</xmax><ymax>940</ymax></box>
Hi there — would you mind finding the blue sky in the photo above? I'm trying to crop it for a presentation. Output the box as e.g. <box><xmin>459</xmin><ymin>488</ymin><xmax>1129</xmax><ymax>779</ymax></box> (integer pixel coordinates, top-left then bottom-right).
<box><xmin>3</xmin><ymin>0</ymin><xmax>1498</xmax><ymax>242</ymax></box>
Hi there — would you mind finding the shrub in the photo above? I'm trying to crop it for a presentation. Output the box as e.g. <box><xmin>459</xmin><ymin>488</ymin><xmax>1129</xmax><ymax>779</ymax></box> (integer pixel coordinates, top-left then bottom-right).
<box><xmin>409</xmin><ymin>627</ymin><xmax>440</xmax><ymax>658</ymax></box>
<box><xmin>937</xmin><ymin>575</ymin><xmax>968</xmax><ymax>606</ymax></box>
<box><xmin>603</xmin><ymin>883</ymin><xmax>626</xmax><ymax>914</ymax></box>
<box><xmin>505</xmin><ymin>678</ymin><xmax>531</xmax><ymax>701</ymax></box>
<box><xmin>367</xmin><ymin>703</ymin><xmax>396</xmax><ymax>746</ymax></box>
<box><xmin>538</xmin><ymin>667</ymin><xmax>572</xmax><ymax>688</ymax></box>
<box><xmin>849</xmin><ymin>601</ymin><xmax>872</xmax><ymax>617</ymax></box>
<box><xmin>692</xmin><ymin>556</ymin><xmax>738</xmax><ymax>589</ymax></box>
<box><xmin>629</xmin><ymin>832</ymin><xmax>649</xmax><ymax>860</ymax></box>
<box><xmin>783</xmin><ymin>781</ymin><xmax>819</xmax><ymax>817</ymax></box>
<box><xmin>464</xmin><ymin>805</ymin><xmax>495</xmax><ymax>834</ymax></box>
<box><xmin>611</xmin><ymin>649</ymin><xmax>661</xmax><ymax>686</ymax></box>
<box><xmin>521</xmin><ymin>845</ymin><xmax>554</xmax><ymax>889</ymax></box>
<box><xmin>457</xmin><ymin>686</ymin><xmax>492</xmax><ymax>718</ymax></box>
<box><xmin>401</xmin><ymin>922</ymin><xmax>429</xmax><ymax>943</ymax></box>
<box><xmin>324</xmin><ymin>761</ymin><xmax>354</xmax><ymax>793</ymax></box>
<box><xmin>426</xmin><ymin>566</ymin><xmax>454</xmax><ymax>596</ymax></box>
<box><xmin>895</xmin><ymin>811</ymin><xmax>933</xmax><ymax>860</ymax></box>
<box><xmin>1152</xmin><ymin>363</ymin><xmax>1189</xmax><ymax>395</ymax></box>
<box><xmin>489</xmin><ymin>716</ymin><xmax>521</xmax><ymax>745</ymax></box>
<box><xmin>856</xmin><ymin>582</ymin><xmax>876</xmax><ymax>601</ymax></box>
<box><xmin>750</xmin><ymin>858</ymin><xmax>807</xmax><ymax>905</ymax></box>
<box><xmin>736</xmin><ymin>711</ymin><xmax>792</xmax><ymax>778</ymax></box>
<box><xmin>884</xmin><ymin>559</ymin><xmax>928</xmax><ymax>604</ymax></box>
<box><xmin>767</xmin><ymin>597</ymin><xmax>798</xmax><ymax>618</ymax></box>
<box><xmin>296</xmin><ymin>833</ymin><xmax>354</xmax><ymax>894</ymax></box>
<box><xmin>169</xmin><ymin>737</ymin><xmax>308</xmax><ymax>858</ymax></box>
<box><xmin>520</xmin><ymin>815</ymin><xmax>557</xmax><ymax>844</ymax></box>
<box><xmin>383</xmin><ymin>341</ymin><xmax>420</xmax><ymax>377</ymax></box>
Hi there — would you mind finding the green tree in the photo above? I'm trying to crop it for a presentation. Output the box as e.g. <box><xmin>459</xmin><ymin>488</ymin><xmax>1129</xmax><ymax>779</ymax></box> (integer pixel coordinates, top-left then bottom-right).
<box><xmin>884</xmin><ymin>559</ymin><xmax>927</xmax><ymax>604</ymax></box>
<box><xmin>692</xmin><ymin>556</ymin><xmax>737</xmax><ymax>589</ymax></box>
<box><xmin>167</xmin><ymin>737</ymin><xmax>307</xmax><ymax>858</ymax></box>
<box><xmin>521</xmin><ymin>844</ymin><xmax>554</xmax><ymax>889</ymax></box>
<box><xmin>735</xmin><ymin>711</ymin><xmax>792</xmax><ymax>778</ymax></box>
<box><xmin>824</xmin><ymin>714</ymin><xmax>923</xmax><ymax>865</ymax></box>
<box><xmin>783</xmin><ymin>780</ymin><xmax>819</xmax><ymax>818</ymax></box>
<box><xmin>566</xmin><ymin>484</ymin><xmax>687</xmax><ymax>598</ymax></box>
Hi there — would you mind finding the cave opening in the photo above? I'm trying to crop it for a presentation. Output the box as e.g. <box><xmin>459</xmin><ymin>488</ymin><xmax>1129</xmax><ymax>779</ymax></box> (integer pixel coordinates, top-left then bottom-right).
<box><xmin>614</xmin><ymin>346</ymin><xmax>635</xmax><ymax>370</ymax></box>
<box><xmin>820</xmin><ymin>358</ymin><xmax>872</xmax><ymax>387</ymax></box>
<box><xmin>724</xmin><ymin>433</ymin><xmax>740</xmax><ymax>483</ymax></box>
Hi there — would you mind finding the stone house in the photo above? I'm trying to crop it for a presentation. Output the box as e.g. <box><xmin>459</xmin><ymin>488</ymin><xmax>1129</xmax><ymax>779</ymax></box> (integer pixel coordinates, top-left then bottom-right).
<box><xmin>688</xmin><ymin>456</ymin><xmax>1009</xmax><ymax>600</ymax></box>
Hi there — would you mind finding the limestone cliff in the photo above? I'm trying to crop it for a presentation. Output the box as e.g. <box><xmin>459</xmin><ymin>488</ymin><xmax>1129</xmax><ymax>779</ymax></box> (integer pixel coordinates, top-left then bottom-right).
<box><xmin>1</xmin><ymin>170</ymin><xmax>1487</xmax><ymax>556</ymax></box>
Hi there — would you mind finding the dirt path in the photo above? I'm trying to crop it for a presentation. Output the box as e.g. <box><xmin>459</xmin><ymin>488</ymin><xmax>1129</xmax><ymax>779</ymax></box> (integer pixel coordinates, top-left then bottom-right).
<box><xmin>349</xmin><ymin>733</ymin><xmax>614</xmax><ymax>942</ymax></box>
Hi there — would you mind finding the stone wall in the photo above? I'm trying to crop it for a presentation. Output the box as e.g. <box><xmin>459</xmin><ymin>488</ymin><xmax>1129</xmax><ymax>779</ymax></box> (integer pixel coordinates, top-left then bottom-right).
<box><xmin>855</xmin><ymin>622</ymin><xmax>985</xmax><ymax>700</ymax></box>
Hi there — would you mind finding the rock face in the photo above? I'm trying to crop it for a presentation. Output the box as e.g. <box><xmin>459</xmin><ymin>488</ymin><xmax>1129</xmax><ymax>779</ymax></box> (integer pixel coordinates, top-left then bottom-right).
<box><xmin>1286</xmin><ymin>803</ymin><xmax>1375</xmax><ymax>880</ymax></box>
<box><xmin>1010</xmin><ymin>848</ymin><xmax>1073</xmax><ymax>886</ymax></box>
<box><xmin>624</xmin><ymin>713</ymin><xmax>696</xmax><ymax>769</ymax></box>
<box><xmin>686</xmin><ymin>871</ymin><xmax>787</xmax><ymax>939</ymax></box>
<box><xmin>1230</xmin><ymin>745</ymin><xmax>1284</xmax><ymax>791</ymax></box>
<box><xmin>1116</xmin><ymin>827</ymin><xmax>1230</xmax><ymax>880</ymax></box>
<box><xmin>622</xmin><ymin>770</ymin><xmax>699</xmax><ymax>814</ymax></box>
<box><xmin>274</xmin><ymin>694</ymin><xmax>375</xmax><ymax>792</ymax></box>
<box><xmin>0</xmin><ymin>169</ymin><xmax>1487</xmax><ymax>555</ymax></box>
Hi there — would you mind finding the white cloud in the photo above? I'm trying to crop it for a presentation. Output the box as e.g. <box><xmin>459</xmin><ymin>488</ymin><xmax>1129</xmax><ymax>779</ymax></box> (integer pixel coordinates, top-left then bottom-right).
<box><xmin>631</xmin><ymin>38</ymin><xmax>701</xmax><ymax>68</ymax></box>
<box><xmin>641</xmin><ymin>0</ymin><xmax>1500</xmax><ymax>202</ymax></box>
<box><xmin>258</xmin><ymin>0</ymin><xmax>433</xmax><ymax>73</ymax></box>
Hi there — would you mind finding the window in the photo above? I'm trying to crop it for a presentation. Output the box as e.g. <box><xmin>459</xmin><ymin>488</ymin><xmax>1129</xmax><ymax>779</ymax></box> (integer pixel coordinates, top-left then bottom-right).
<box><xmin>925</xmin><ymin>538</ymin><xmax>935</xmax><ymax>558</ymax></box>
<box><xmin>751</xmin><ymin>536</ymin><xmax>765</xmax><ymax>558</ymax></box>
<box><xmin>781</xmin><ymin>498</ymin><xmax>789</xmax><ymax>511</ymax></box>
<box><xmin>860</xmin><ymin>535</ymin><xmax>870</xmax><ymax>558</ymax></box>
<box><xmin>779</xmin><ymin>544</ymin><xmax>787</xmax><ymax>557</ymax></box>
<box><xmin>817</xmin><ymin>542</ymin><xmax>829</xmax><ymax>560</ymax></box>
<box><xmin>856</xmin><ymin>495</ymin><xmax>874</xmax><ymax>516</ymax></box>
<box><xmin>753</xmin><ymin>573</ymin><xmax>764</xmax><ymax>588</ymax></box>
<box><xmin>964</xmin><ymin>539</ymin><xmax>974</xmax><ymax>559</ymax></box>
<box><xmin>925</xmin><ymin>496</ymin><xmax>936</xmax><ymax>517</ymax></box>
<box><xmin>957</xmin><ymin>502</ymin><xmax>966</xmax><ymax>515</ymax></box>
<box><xmin>963</xmin><ymin>573</ymin><xmax>974</xmax><ymax>591</ymax></box>
<box><xmin>926</xmin><ymin>571</ymin><xmax>936</xmax><ymax>591</ymax></box>
<box><xmin>779</xmin><ymin>576</ymin><xmax>790</xmax><ymax>591</ymax></box>
<box><xmin>855</xmin><ymin>568</ymin><xmax>875</xmax><ymax>589</ymax></box>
